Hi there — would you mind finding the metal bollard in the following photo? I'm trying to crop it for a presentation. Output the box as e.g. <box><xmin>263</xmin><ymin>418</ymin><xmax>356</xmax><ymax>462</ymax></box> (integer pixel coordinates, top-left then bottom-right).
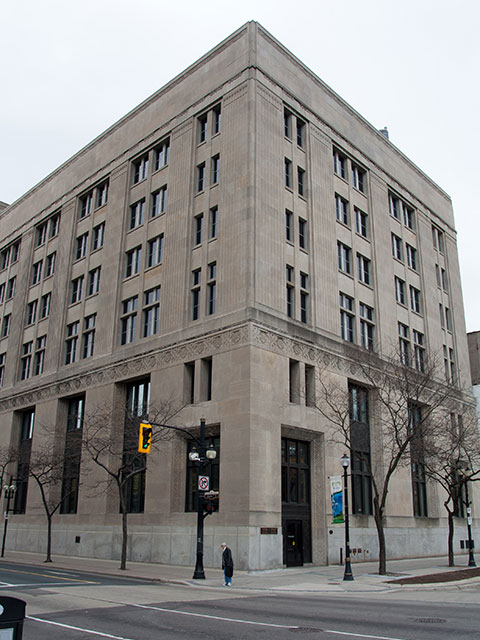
<box><xmin>0</xmin><ymin>596</ymin><xmax>26</xmax><ymax>639</ymax></box>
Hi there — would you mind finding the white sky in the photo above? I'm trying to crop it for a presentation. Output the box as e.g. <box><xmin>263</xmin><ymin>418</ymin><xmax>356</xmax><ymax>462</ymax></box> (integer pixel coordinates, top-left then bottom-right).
<box><xmin>1</xmin><ymin>0</ymin><xmax>479</xmax><ymax>331</ymax></box>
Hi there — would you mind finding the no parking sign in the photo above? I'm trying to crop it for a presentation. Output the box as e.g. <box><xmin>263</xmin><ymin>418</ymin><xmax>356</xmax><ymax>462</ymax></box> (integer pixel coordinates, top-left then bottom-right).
<box><xmin>198</xmin><ymin>476</ymin><xmax>210</xmax><ymax>491</ymax></box>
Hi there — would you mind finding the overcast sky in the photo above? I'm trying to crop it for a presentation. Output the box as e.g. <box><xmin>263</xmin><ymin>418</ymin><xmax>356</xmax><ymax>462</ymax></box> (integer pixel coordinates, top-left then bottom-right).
<box><xmin>1</xmin><ymin>0</ymin><xmax>479</xmax><ymax>331</ymax></box>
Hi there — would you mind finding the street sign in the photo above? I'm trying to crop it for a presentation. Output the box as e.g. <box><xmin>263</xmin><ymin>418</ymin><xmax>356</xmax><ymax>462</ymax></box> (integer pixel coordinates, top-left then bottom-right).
<box><xmin>198</xmin><ymin>476</ymin><xmax>209</xmax><ymax>491</ymax></box>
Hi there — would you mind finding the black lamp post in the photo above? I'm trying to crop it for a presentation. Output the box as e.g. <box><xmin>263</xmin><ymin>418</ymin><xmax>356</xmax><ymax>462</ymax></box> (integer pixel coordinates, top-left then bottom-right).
<box><xmin>1</xmin><ymin>477</ymin><xmax>16</xmax><ymax>558</ymax></box>
<box><xmin>460</xmin><ymin>469</ymin><xmax>476</xmax><ymax>568</ymax></box>
<box><xmin>341</xmin><ymin>454</ymin><xmax>354</xmax><ymax>581</ymax></box>
<box><xmin>147</xmin><ymin>417</ymin><xmax>216</xmax><ymax>579</ymax></box>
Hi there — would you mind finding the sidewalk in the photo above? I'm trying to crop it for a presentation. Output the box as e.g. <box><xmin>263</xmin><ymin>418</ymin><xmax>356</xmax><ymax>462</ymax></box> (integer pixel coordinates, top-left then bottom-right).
<box><xmin>1</xmin><ymin>550</ymin><xmax>479</xmax><ymax>593</ymax></box>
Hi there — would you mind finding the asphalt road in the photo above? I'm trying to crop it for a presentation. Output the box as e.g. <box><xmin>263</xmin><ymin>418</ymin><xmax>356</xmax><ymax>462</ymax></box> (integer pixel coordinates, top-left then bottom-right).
<box><xmin>0</xmin><ymin>562</ymin><xmax>479</xmax><ymax>640</ymax></box>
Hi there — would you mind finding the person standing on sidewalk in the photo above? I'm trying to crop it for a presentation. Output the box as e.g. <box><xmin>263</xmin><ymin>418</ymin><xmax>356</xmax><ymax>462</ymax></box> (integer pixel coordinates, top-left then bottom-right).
<box><xmin>221</xmin><ymin>543</ymin><xmax>234</xmax><ymax>586</ymax></box>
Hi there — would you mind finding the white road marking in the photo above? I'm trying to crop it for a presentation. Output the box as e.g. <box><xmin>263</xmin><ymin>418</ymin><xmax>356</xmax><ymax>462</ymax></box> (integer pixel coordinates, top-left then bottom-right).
<box><xmin>132</xmin><ymin>603</ymin><xmax>299</xmax><ymax>628</ymax></box>
<box><xmin>325</xmin><ymin>630</ymin><xmax>406</xmax><ymax>640</ymax></box>
<box><xmin>0</xmin><ymin>581</ymin><xmax>14</xmax><ymax>586</ymax></box>
<box><xmin>0</xmin><ymin>582</ymin><xmax>88</xmax><ymax>588</ymax></box>
<box><xmin>27</xmin><ymin>616</ymin><xmax>136</xmax><ymax>640</ymax></box>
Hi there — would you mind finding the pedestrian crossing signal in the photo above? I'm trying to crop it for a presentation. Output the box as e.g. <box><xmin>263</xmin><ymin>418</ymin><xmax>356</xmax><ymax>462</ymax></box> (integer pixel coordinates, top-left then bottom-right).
<box><xmin>138</xmin><ymin>423</ymin><xmax>152</xmax><ymax>453</ymax></box>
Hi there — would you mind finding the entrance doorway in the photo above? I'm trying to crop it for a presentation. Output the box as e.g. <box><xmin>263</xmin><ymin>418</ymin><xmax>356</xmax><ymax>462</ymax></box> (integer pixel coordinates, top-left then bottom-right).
<box><xmin>281</xmin><ymin>438</ymin><xmax>312</xmax><ymax>566</ymax></box>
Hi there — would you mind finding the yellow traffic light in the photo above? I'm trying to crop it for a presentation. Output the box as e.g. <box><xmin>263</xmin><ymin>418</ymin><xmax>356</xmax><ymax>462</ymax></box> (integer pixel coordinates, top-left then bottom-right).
<box><xmin>138</xmin><ymin>423</ymin><xmax>152</xmax><ymax>453</ymax></box>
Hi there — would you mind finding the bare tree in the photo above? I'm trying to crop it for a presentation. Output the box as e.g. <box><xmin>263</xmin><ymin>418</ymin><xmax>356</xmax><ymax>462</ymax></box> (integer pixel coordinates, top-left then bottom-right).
<box><xmin>82</xmin><ymin>398</ymin><xmax>183</xmax><ymax>570</ymax></box>
<box><xmin>26</xmin><ymin>441</ymin><xmax>76</xmax><ymax>562</ymax></box>
<box><xmin>315</xmin><ymin>349</ymin><xmax>461</xmax><ymax>575</ymax></box>
<box><xmin>421</xmin><ymin>406</ymin><xmax>480</xmax><ymax>566</ymax></box>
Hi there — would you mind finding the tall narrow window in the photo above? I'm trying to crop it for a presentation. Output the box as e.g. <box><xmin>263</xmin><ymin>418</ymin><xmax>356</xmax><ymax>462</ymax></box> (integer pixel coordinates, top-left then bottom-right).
<box><xmin>65</xmin><ymin>321</ymin><xmax>79</xmax><ymax>364</ymax></box>
<box><xmin>198</xmin><ymin>114</ymin><xmax>207</xmax><ymax>143</ymax></box>
<box><xmin>45</xmin><ymin>252</ymin><xmax>56</xmax><ymax>277</ymax></box>
<box><xmin>82</xmin><ymin>314</ymin><xmax>96</xmax><ymax>359</ymax></box>
<box><xmin>121</xmin><ymin>296</ymin><xmax>138</xmax><ymax>345</ymax></box>
<box><xmin>60</xmin><ymin>396</ymin><xmax>84</xmax><ymax>514</ymax></box>
<box><xmin>133</xmin><ymin>155</ymin><xmax>149</xmax><ymax>184</ymax></box>
<box><xmin>129</xmin><ymin>199</ymin><xmax>145</xmax><ymax>230</ymax></box>
<box><xmin>349</xmin><ymin>385</ymin><xmax>372</xmax><ymax>515</ymax></box>
<box><xmin>31</xmin><ymin>261</ymin><xmax>43</xmax><ymax>285</ymax></box>
<box><xmin>194</xmin><ymin>214</ymin><xmax>203</xmax><ymax>246</ymax></box>
<box><xmin>284</xmin><ymin>109</ymin><xmax>292</xmax><ymax>138</ymax></box>
<box><xmin>286</xmin><ymin>265</ymin><xmax>294</xmax><ymax>318</ymax></box>
<box><xmin>298</xmin><ymin>218</ymin><xmax>307</xmax><ymax>249</ymax></box>
<box><xmin>296</xmin><ymin>119</ymin><xmax>305</xmax><ymax>148</ymax></box>
<box><xmin>352</xmin><ymin>164</ymin><xmax>366</xmax><ymax>193</ymax></box>
<box><xmin>297</xmin><ymin>167</ymin><xmax>305</xmax><ymax>196</ymax></box>
<box><xmin>71</xmin><ymin>276</ymin><xmax>84</xmax><ymax>304</ymax></box>
<box><xmin>357</xmin><ymin>254</ymin><xmax>371</xmax><ymax>285</ymax></box>
<box><xmin>79</xmin><ymin>192</ymin><xmax>93</xmax><ymax>219</ymax></box>
<box><xmin>14</xmin><ymin>409</ymin><xmax>35</xmax><ymax>514</ymax></box>
<box><xmin>20</xmin><ymin>342</ymin><xmax>33</xmax><ymax>380</ymax></box>
<box><xmin>75</xmin><ymin>233</ymin><xmax>88</xmax><ymax>260</ymax></box>
<box><xmin>399</xmin><ymin>322</ymin><xmax>410</xmax><ymax>365</ymax></box>
<box><xmin>184</xmin><ymin>361</ymin><xmax>195</xmax><ymax>404</ymax></box>
<box><xmin>96</xmin><ymin>182</ymin><xmax>109</xmax><ymax>208</ymax></box>
<box><xmin>147</xmin><ymin>234</ymin><xmax>164</xmax><ymax>268</ymax></box>
<box><xmin>151</xmin><ymin>186</ymin><xmax>167</xmax><ymax>217</ymax></box>
<box><xmin>92</xmin><ymin>223</ymin><xmax>105</xmax><ymax>251</ymax></box>
<box><xmin>87</xmin><ymin>267</ymin><xmax>101</xmax><ymax>296</ymax></box>
<box><xmin>0</xmin><ymin>353</ymin><xmax>5</xmax><ymax>388</ymax></box>
<box><xmin>142</xmin><ymin>287</ymin><xmax>160</xmax><ymax>337</ymax></box>
<box><xmin>339</xmin><ymin>293</ymin><xmax>354</xmax><ymax>343</ymax></box>
<box><xmin>212</xmin><ymin>105</ymin><xmax>221</xmax><ymax>135</ymax></box>
<box><xmin>335</xmin><ymin>194</ymin><xmax>349</xmax><ymax>225</ymax></box>
<box><xmin>207</xmin><ymin>262</ymin><xmax>216</xmax><ymax>315</ymax></box>
<box><xmin>284</xmin><ymin>158</ymin><xmax>292</xmax><ymax>188</ymax></box>
<box><xmin>154</xmin><ymin>139</ymin><xmax>170</xmax><ymax>171</ymax></box>
<box><xmin>209</xmin><ymin>206</ymin><xmax>218</xmax><ymax>239</ymax></box>
<box><xmin>409</xmin><ymin>405</ymin><xmax>427</xmax><ymax>517</ymax></box>
<box><xmin>300</xmin><ymin>272</ymin><xmax>308</xmax><ymax>323</ymax></box>
<box><xmin>191</xmin><ymin>269</ymin><xmax>201</xmax><ymax>321</ymax></box>
<box><xmin>125</xmin><ymin>247</ymin><xmax>142</xmax><ymax>278</ymax></box>
<box><xmin>285</xmin><ymin>210</ymin><xmax>293</xmax><ymax>242</ymax></box>
<box><xmin>197</xmin><ymin>163</ymin><xmax>206</xmax><ymax>192</ymax></box>
<box><xmin>211</xmin><ymin>155</ymin><xmax>220</xmax><ymax>185</ymax></box>
<box><xmin>394</xmin><ymin>276</ymin><xmax>406</xmax><ymax>305</ymax></box>
<box><xmin>33</xmin><ymin>335</ymin><xmax>46</xmax><ymax>375</ymax></box>
<box><xmin>337</xmin><ymin>242</ymin><xmax>351</xmax><ymax>274</ymax></box>
<box><xmin>123</xmin><ymin>379</ymin><xmax>150</xmax><ymax>513</ymax></box>
<box><xmin>359</xmin><ymin>303</ymin><xmax>374</xmax><ymax>349</ymax></box>
<box><xmin>354</xmin><ymin>207</ymin><xmax>368</xmax><ymax>238</ymax></box>
<box><xmin>333</xmin><ymin>149</ymin><xmax>346</xmax><ymax>179</ymax></box>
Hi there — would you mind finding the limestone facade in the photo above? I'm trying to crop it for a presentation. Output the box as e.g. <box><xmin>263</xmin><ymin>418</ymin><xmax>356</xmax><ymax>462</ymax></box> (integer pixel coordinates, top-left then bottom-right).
<box><xmin>0</xmin><ymin>22</ymin><xmax>474</xmax><ymax>570</ymax></box>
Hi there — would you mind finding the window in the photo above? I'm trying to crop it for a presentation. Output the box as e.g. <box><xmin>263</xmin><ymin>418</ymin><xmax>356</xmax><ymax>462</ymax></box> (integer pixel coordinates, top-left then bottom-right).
<box><xmin>281</xmin><ymin>439</ymin><xmax>310</xmax><ymax>518</ymax></box>
<box><xmin>209</xmin><ymin>206</ymin><xmax>218</xmax><ymax>239</ymax></box>
<box><xmin>359</xmin><ymin>303</ymin><xmax>374</xmax><ymax>349</ymax></box>
<box><xmin>198</xmin><ymin>114</ymin><xmax>208</xmax><ymax>143</ymax></box>
<box><xmin>20</xmin><ymin>341</ymin><xmax>33</xmax><ymax>380</ymax></box>
<box><xmin>75</xmin><ymin>233</ymin><xmax>88</xmax><ymax>260</ymax></box>
<box><xmin>335</xmin><ymin>194</ymin><xmax>349</xmax><ymax>225</ymax></box>
<box><xmin>197</xmin><ymin>163</ymin><xmax>206</xmax><ymax>192</ymax></box>
<box><xmin>406</xmin><ymin>244</ymin><xmax>417</xmax><ymax>270</ymax></box>
<box><xmin>26</xmin><ymin>300</ymin><xmax>37</xmax><ymax>326</ymax></box>
<box><xmin>60</xmin><ymin>396</ymin><xmax>84</xmax><ymax>514</ymax></box>
<box><xmin>14</xmin><ymin>409</ymin><xmax>35</xmax><ymax>514</ymax></box>
<box><xmin>392</xmin><ymin>234</ymin><xmax>403</xmax><ymax>261</ymax></box>
<box><xmin>121</xmin><ymin>296</ymin><xmax>138</xmax><ymax>344</ymax></box>
<box><xmin>449</xmin><ymin>348</ymin><xmax>456</xmax><ymax>384</ymax></box>
<box><xmin>6</xmin><ymin>277</ymin><xmax>15</xmax><ymax>300</ymax></box>
<box><xmin>125</xmin><ymin>246</ymin><xmax>142</xmax><ymax>278</ymax></box>
<box><xmin>299</xmin><ymin>217</ymin><xmax>307</xmax><ymax>250</ymax></box>
<box><xmin>337</xmin><ymin>242</ymin><xmax>352</xmax><ymax>274</ymax></box>
<box><xmin>357</xmin><ymin>254</ymin><xmax>371</xmax><ymax>285</ymax></box>
<box><xmin>395</xmin><ymin>276</ymin><xmax>406</xmax><ymax>305</ymax></box>
<box><xmin>87</xmin><ymin>267</ymin><xmax>101</xmax><ymax>296</ymax></box>
<box><xmin>300</xmin><ymin>272</ymin><xmax>308</xmax><ymax>323</ymax></box>
<box><xmin>184</xmin><ymin>361</ymin><xmax>195</xmax><ymax>404</ymax></box>
<box><xmin>10</xmin><ymin>241</ymin><xmax>20</xmax><ymax>264</ymax></box>
<box><xmin>441</xmin><ymin>268</ymin><xmax>448</xmax><ymax>292</ymax></box>
<box><xmin>409</xmin><ymin>405</ymin><xmax>427</xmax><ymax>517</ymax></box>
<box><xmin>129</xmin><ymin>199</ymin><xmax>145</xmax><ymax>230</ymax></box>
<box><xmin>0</xmin><ymin>283</ymin><xmax>4</xmax><ymax>304</ymax></box>
<box><xmin>154</xmin><ymin>139</ymin><xmax>170</xmax><ymax>171</ymax></box>
<box><xmin>333</xmin><ymin>148</ymin><xmax>347</xmax><ymax>179</ymax></box>
<box><xmin>409</xmin><ymin>286</ymin><xmax>421</xmax><ymax>314</ymax></box>
<box><xmin>439</xmin><ymin>303</ymin><xmax>445</xmax><ymax>329</ymax></box>
<box><xmin>36</xmin><ymin>222</ymin><xmax>47</xmax><ymax>247</ymax></box>
<box><xmin>133</xmin><ymin>155</ymin><xmax>149</xmax><ymax>184</ymax></box>
<box><xmin>352</xmin><ymin>164</ymin><xmax>366</xmax><ymax>193</ymax></box>
<box><xmin>143</xmin><ymin>287</ymin><xmax>160</xmax><ymax>337</ymax></box>
<box><xmin>147</xmin><ymin>234</ymin><xmax>164</xmax><ymax>268</ymax></box>
<box><xmin>194</xmin><ymin>214</ymin><xmax>203</xmax><ymax>245</ymax></box>
<box><xmin>96</xmin><ymin>182</ymin><xmax>109</xmax><ymax>208</ymax></box>
<box><xmin>49</xmin><ymin>213</ymin><xmax>60</xmax><ymax>238</ymax></box>
<box><xmin>286</xmin><ymin>265</ymin><xmax>294</xmax><ymax>318</ymax></box>
<box><xmin>33</xmin><ymin>335</ymin><xmax>46</xmax><ymax>376</ymax></box>
<box><xmin>413</xmin><ymin>330</ymin><xmax>425</xmax><ymax>372</ymax></box>
<box><xmin>1</xmin><ymin>247</ymin><xmax>10</xmax><ymax>270</ymax></box>
<box><xmin>399</xmin><ymin>322</ymin><xmax>410</xmax><ymax>365</ymax></box>
<box><xmin>39</xmin><ymin>293</ymin><xmax>51</xmax><ymax>319</ymax></box>
<box><xmin>0</xmin><ymin>353</ymin><xmax>5</xmax><ymax>388</ymax></box>
<box><xmin>349</xmin><ymin>385</ymin><xmax>373</xmax><ymax>515</ymax></box>
<box><xmin>402</xmin><ymin>203</ymin><xmax>415</xmax><ymax>230</ymax></box>
<box><xmin>1</xmin><ymin>314</ymin><xmax>11</xmax><ymax>338</ymax></box>
<box><xmin>45</xmin><ymin>252</ymin><xmax>56</xmax><ymax>277</ymax></box>
<box><xmin>285</xmin><ymin>210</ymin><xmax>293</xmax><ymax>242</ymax></box>
<box><xmin>191</xmin><ymin>269</ymin><xmax>201</xmax><ymax>320</ymax></box>
<box><xmin>92</xmin><ymin>223</ymin><xmax>105</xmax><ymax>251</ymax></box>
<box><xmin>82</xmin><ymin>314</ymin><xmax>96</xmax><ymax>359</ymax></box>
<box><xmin>389</xmin><ymin>193</ymin><xmax>400</xmax><ymax>220</ymax></box>
<box><xmin>71</xmin><ymin>276</ymin><xmax>84</xmax><ymax>304</ymax></box>
<box><xmin>354</xmin><ymin>207</ymin><xmax>368</xmax><ymax>238</ymax></box>
<box><xmin>297</xmin><ymin>167</ymin><xmax>305</xmax><ymax>196</ymax></box>
<box><xmin>296</xmin><ymin>119</ymin><xmax>305</xmax><ymax>148</ymax></box>
<box><xmin>284</xmin><ymin>109</ymin><xmax>292</xmax><ymax>138</ymax></box>
<box><xmin>31</xmin><ymin>261</ymin><xmax>43</xmax><ymax>285</ymax></box>
<box><xmin>340</xmin><ymin>292</ymin><xmax>354</xmax><ymax>342</ymax></box>
<box><xmin>284</xmin><ymin>158</ymin><xmax>292</xmax><ymax>188</ymax></box>
<box><xmin>65</xmin><ymin>321</ymin><xmax>79</xmax><ymax>364</ymax></box>
<box><xmin>211</xmin><ymin>155</ymin><xmax>220</xmax><ymax>185</ymax></box>
<box><xmin>207</xmin><ymin>262</ymin><xmax>216</xmax><ymax>315</ymax></box>
<box><xmin>432</xmin><ymin>226</ymin><xmax>445</xmax><ymax>253</ymax></box>
<box><xmin>151</xmin><ymin>186</ymin><xmax>167</xmax><ymax>217</ymax></box>
<box><xmin>123</xmin><ymin>378</ymin><xmax>150</xmax><ymax>513</ymax></box>
<box><xmin>212</xmin><ymin>105</ymin><xmax>221</xmax><ymax>135</ymax></box>
<box><xmin>445</xmin><ymin>307</ymin><xmax>452</xmax><ymax>331</ymax></box>
<box><xmin>79</xmin><ymin>191</ymin><xmax>93</xmax><ymax>219</ymax></box>
<box><xmin>201</xmin><ymin>358</ymin><xmax>212</xmax><ymax>401</ymax></box>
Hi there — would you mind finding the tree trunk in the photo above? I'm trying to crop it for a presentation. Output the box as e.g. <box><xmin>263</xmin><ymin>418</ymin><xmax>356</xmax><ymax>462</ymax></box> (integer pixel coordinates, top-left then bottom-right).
<box><xmin>120</xmin><ymin>508</ymin><xmax>128</xmax><ymax>570</ymax></box>
<box><xmin>447</xmin><ymin>508</ymin><xmax>455</xmax><ymax>567</ymax></box>
<box><xmin>45</xmin><ymin>514</ymin><xmax>52</xmax><ymax>562</ymax></box>
<box><xmin>374</xmin><ymin>506</ymin><xmax>387</xmax><ymax>575</ymax></box>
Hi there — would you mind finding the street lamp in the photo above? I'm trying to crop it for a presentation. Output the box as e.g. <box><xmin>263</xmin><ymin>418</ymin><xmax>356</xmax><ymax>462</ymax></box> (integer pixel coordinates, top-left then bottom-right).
<box><xmin>1</xmin><ymin>478</ymin><xmax>16</xmax><ymax>558</ymax></box>
<box><xmin>459</xmin><ymin>467</ymin><xmax>476</xmax><ymax>567</ymax></box>
<box><xmin>146</xmin><ymin>417</ymin><xmax>217</xmax><ymax>579</ymax></box>
<box><xmin>341</xmin><ymin>454</ymin><xmax>354</xmax><ymax>581</ymax></box>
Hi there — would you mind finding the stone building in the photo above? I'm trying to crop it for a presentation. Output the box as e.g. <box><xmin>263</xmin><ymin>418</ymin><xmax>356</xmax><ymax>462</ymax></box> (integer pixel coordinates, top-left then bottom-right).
<box><xmin>0</xmin><ymin>22</ymin><xmax>473</xmax><ymax>570</ymax></box>
<box><xmin>468</xmin><ymin>331</ymin><xmax>480</xmax><ymax>423</ymax></box>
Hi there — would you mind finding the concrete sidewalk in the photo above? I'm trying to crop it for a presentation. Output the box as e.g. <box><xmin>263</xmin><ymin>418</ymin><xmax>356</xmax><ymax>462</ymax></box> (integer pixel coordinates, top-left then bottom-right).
<box><xmin>1</xmin><ymin>550</ymin><xmax>479</xmax><ymax>593</ymax></box>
